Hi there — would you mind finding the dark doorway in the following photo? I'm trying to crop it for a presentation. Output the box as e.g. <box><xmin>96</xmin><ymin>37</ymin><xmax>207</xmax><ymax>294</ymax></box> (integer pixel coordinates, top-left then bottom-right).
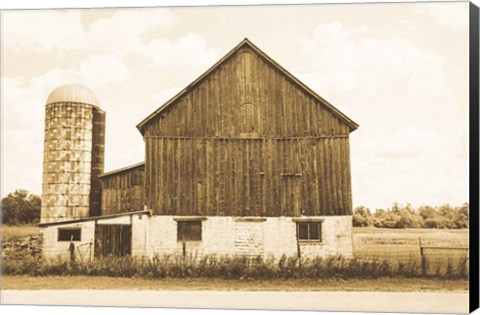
<box><xmin>94</xmin><ymin>224</ymin><xmax>132</xmax><ymax>258</ymax></box>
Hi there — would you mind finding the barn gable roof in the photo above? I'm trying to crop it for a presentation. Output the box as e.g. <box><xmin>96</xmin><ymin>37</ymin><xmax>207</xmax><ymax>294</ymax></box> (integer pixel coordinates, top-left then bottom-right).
<box><xmin>136</xmin><ymin>38</ymin><xmax>359</xmax><ymax>134</ymax></box>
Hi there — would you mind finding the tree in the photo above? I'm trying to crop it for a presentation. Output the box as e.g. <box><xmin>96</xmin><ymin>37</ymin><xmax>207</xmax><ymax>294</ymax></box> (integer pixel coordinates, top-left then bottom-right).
<box><xmin>418</xmin><ymin>205</ymin><xmax>436</xmax><ymax>221</ymax></box>
<box><xmin>352</xmin><ymin>206</ymin><xmax>373</xmax><ymax>227</ymax></box>
<box><xmin>354</xmin><ymin>202</ymin><xmax>469</xmax><ymax>229</ymax></box>
<box><xmin>395</xmin><ymin>204</ymin><xmax>423</xmax><ymax>228</ymax></box>
<box><xmin>373</xmin><ymin>211</ymin><xmax>402</xmax><ymax>228</ymax></box>
<box><xmin>1</xmin><ymin>189</ymin><xmax>41</xmax><ymax>224</ymax></box>
<box><xmin>453</xmin><ymin>203</ymin><xmax>469</xmax><ymax>228</ymax></box>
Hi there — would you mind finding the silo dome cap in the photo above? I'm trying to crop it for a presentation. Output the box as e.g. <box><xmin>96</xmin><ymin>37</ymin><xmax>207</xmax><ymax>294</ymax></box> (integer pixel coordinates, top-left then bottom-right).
<box><xmin>46</xmin><ymin>83</ymin><xmax>100</xmax><ymax>107</ymax></box>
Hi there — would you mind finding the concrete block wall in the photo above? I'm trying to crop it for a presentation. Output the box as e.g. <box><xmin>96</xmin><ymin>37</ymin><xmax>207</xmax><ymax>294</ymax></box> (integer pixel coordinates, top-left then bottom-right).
<box><xmin>131</xmin><ymin>214</ymin><xmax>149</xmax><ymax>256</ymax></box>
<box><xmin>139</xmin><ymin>215</ymin><xmax>353</xmax><ymax>259</ymax></box>
<box><xmin>42</xmin><ymin>221</ymin><xmax>95</xmax><ymax>261</ymax></box>
<box><xmin>41</xmin><ymin>214</ymin><xmax>352</xmax><ymax>261</ymax></box>
<box><xmin>234</xmin><ymin>220</ymin><xmax>265</xmax><ymax>256</ymax></box>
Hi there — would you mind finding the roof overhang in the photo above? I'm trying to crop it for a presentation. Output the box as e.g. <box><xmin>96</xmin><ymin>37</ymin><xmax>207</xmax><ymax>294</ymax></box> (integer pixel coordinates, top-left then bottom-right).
<box><xmin>38</xmin><ymin>210</ymin><xmax>152</xmax><ymax>227</ymax></box>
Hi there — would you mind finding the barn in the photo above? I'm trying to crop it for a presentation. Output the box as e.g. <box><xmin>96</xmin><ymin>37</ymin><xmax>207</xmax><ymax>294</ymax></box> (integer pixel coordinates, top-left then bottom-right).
<box><xmin>39</xmin><ymin>39</ymin><xmax>358</xmax><ymax>261</ymax></box>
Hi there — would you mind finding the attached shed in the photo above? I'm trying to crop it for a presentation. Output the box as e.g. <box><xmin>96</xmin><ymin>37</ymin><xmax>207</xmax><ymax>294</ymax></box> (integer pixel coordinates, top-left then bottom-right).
<box><xmin>99</xmin><ymin>162</ymin><xmax>145</xmax><ymax>215</ymax></box>
<box><xmin>39</xmin><ymin>210</ymin><xmax>151</xmax><ymax>260</ymax></box>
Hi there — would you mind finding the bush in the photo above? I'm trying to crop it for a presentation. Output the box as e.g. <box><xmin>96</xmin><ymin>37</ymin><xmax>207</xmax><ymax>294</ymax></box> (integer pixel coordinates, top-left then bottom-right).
<box><xmin>352</xmin><ymin>206</ymin><xmax>373</xmax><ymax>227</ymax></box>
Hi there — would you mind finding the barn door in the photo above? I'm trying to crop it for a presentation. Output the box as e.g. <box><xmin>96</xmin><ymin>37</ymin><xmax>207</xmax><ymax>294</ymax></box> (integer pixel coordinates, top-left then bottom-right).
<box><xmin>94</xmin><ymin>224</ymin><xmax>132</xmax><ymax>258</ymax></box>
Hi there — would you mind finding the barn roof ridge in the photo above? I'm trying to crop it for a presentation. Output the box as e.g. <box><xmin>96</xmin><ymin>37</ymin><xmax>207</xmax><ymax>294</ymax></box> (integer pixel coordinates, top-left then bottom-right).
<box><xmin>136</xmin><ymin>38</ymin><xmax>359</xmax><ymax>134</ymax></box>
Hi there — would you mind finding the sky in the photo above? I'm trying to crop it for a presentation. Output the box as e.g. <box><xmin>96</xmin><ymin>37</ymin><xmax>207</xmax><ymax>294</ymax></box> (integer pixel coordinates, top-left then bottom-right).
<box><xmin>0</xmin><ymin>2</ymin><xmax>470</xmax><ymax>210</ymax></box>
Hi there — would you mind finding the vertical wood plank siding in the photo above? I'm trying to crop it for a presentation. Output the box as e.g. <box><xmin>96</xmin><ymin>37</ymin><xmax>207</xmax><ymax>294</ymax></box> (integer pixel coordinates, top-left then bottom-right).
<box><xmin>143</xmin><ymin>48</ymin><xmax>351</xmax><ymax>138</ymax></box>
<box><xmin>143</xmin><ymin>46</ymin><xmax>354</xmax><ymax>217</ymax></box>
<box><xmin>100</xmin><ymin>165</ymin><xmax>145</xmax><ymax>215</ymax></box>
<box><xmin>94</xmin><ymin>224</ymin><xmax>132</xmax><ymax>257</ymax></box>
<box><xmin>145</xmin><ymin>137</ymin><xmax>351</xmax><ymax>216</ymax></box>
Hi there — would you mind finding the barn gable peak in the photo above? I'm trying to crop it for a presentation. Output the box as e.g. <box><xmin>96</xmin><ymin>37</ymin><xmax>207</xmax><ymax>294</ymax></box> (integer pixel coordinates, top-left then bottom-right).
<box><xmin>136</xmin><ymin>38</ymin><xmax>358</xmax><ymax>134</ymax></box>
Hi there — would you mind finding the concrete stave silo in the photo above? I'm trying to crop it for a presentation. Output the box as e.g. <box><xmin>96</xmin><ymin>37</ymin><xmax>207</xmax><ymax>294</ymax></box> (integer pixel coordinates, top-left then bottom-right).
<box><xmin>41</xmin><ymin>84</ymin><xmax>105</xmax><ymax>223</ymax></box>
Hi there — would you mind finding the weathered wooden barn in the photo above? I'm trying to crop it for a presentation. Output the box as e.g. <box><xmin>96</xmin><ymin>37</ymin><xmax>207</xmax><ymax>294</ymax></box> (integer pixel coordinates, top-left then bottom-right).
<box><xmin>40</xmin><ymin>39</ymin><xmax>358</xmax><ymax>260</ymax></box>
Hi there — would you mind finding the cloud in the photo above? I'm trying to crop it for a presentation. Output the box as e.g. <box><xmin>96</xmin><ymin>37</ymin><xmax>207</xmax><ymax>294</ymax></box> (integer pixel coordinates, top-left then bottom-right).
<box><xmin>2</xmin><ymin>11</ymin><xmax>84</xmax><ymax>52</ymax></box>
<box><xmin>2</xmin><ymin>8</ymin><xmax>176</xmax><ymax>54</ymax></box>
<box><xmin>1</xmin><ymin>55</ymin><xmax>128</xmax><ymax>196</ymax></box>
<box><xmin>151</xmin><ymin>86</ymin><xmax>182</xmax><ymax>104</ymax></box>
<box><xmin>374</xmin><ymin>127</ymin><xmax>433</xmax><ymax>158</ymax></box>
<box><xmin>146</xmin><ymin>33</ymin><xmax>219</xmax><ymax>74</ymax></box>
<box><xmin>415</xmin><ymin>3</ymin><xmax>468</xmax><ymax>32</ymax></box>
<box><xmin>294</xmin><ymin>22</ymin><xmax>449</xmax><ymax>99</ymax></box>
<box><xmin>2</xmin><ymin>69</ymin><xmax>73</xmax><ymax>131</ymax></box>
<box><xmin>86</xmin><ymin>9</ymin><xmax>176</xmax><ymax>55</ymax></box>
<box><xmin>79</xmin><ymin>55</ymin><xmax>128</xmax><ymax>87</ymax></box>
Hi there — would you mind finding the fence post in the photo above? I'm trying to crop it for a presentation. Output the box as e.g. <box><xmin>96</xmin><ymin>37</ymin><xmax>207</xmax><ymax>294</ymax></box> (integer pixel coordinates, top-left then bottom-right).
<box><xmin>89</xmin><ymin>241</ymin><xmax>92</xmax><ymax>262</ymax></box>
<box><xmin>419</xmin><ymin>237</ymin><xmax>426</xmax><ymax>276</ymax></box>
<box><xmin>182</xmin><ymin>241</ymin><xmax>186</xmax><ymax>262</ymax></box>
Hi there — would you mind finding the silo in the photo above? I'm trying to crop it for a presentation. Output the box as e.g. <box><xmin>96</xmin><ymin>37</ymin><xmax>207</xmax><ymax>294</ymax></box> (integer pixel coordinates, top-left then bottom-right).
<box><xmin>41</xmin><ymin>84</ymin><xmax>105</xmax><ymax>223</ymax></box>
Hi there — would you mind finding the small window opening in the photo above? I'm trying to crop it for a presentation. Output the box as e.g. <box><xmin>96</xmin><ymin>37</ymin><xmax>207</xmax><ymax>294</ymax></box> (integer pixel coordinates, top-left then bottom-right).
<box><xmin>177</xmin><ymin>221</ymin><xmax>202</xmax><ymax>241</ymax></box>
<box><xmin>58</xmin><ymin>228</ymin><xmax>81</xmax><ymax>241</ymax></box>
<box><xmin>297</xmin><ymin>222</ymin><xmax>322</xmax><ymax>242</ymax></box>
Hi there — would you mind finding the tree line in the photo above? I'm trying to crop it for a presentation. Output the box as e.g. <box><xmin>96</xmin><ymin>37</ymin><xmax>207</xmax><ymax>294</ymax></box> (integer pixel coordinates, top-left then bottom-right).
<box><xmin>0</xmin><ymin>189</ymin><xmax>470</xmax><ymax>229</ymax></box>
<box><xmin>353</xmin><ymin>203</ymin><xmax>469</xmax><ymax>229</ymax></box>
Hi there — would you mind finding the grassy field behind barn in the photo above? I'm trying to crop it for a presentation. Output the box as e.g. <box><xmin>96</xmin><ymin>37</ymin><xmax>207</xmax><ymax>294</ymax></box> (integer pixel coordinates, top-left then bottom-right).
<box><xmin>1</xmin><ymin>225</ymin><xmax>41</xmax><ymax>242</ymax></box>
<box><xmin>352</xmin><ymin>227</ymin><xmax>469</xmax><ymax>275</ymax></box>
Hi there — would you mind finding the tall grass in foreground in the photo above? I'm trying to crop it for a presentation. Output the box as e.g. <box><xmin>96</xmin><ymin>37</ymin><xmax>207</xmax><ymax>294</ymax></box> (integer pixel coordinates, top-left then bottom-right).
<box><xmin>2</xmin><ymin>254</ymin><xmax>468</xmax><ymax>280</ymax></box>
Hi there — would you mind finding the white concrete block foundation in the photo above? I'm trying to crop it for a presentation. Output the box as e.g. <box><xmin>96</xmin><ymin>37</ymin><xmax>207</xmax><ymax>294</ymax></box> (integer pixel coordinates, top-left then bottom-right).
<box><xmin>42</xmin><ymin>214</ymin><xmax>352</xmax><ymax>261</ymax></box>
<box><xmin>146</xmin><ymin>215</ymin><xmax>353</xmax><ymax>259</ymax></box>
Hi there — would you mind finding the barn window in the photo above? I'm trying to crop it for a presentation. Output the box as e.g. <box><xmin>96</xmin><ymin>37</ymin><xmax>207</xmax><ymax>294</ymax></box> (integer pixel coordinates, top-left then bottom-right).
<box><xmin>296</xmin><ymin>222</ymin><xmax>322</xmax><ymax>242</ymax></box>
<box><xmin>177</xmin><ymin>221</ymin><xmax>202</xmax><ymax>241</ymax></box>
<box><xmin>58</xmin><ymin>228</ymin><xmax>81</xmax><ymax>242</ymax></box>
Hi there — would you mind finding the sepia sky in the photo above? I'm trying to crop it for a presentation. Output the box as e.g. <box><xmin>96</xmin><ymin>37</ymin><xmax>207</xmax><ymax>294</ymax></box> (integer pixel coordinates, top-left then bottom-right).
<box><xmin>0</xmin><ymin>2</ymin><xmax>470</xmax><ymax>210</ymax></box>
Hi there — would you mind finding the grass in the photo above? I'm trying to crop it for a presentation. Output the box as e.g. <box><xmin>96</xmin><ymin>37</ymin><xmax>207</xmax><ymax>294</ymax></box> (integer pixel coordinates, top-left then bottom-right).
<box><xmin>1</xmin><ymin>275</ymin><xmax>468</xmax><ymax>292</ymax></box>
<box><xmin>352</xmin><ymin>227</ymin><xmax>469</xmax><ymax>275</ymax></box>
<box><xmin>2</xmin><ymin>253</ymin><xmax>468</xmax><ymax>280</ymax></box>
<box><xmin>1</xmin><ymin>226</ymin><xmax>470</xmax><ymax>291</ymax></box>
<box><xmin>1</xmin><ymin>226</ymin><xmax>468</xmax><ymax>279</ymax></box>
<box><xmin>1</xmin><ymin>225</ymin><xmax>40</xmax><ymax>242</ymax></box>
